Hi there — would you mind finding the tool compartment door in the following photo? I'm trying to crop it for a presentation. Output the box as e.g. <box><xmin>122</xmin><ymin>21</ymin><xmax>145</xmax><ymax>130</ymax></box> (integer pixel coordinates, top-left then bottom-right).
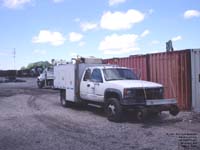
<box><xmin>65</xmin><ymin>64</ymin><xmax>75</xmax><ymax>101</ymax></box>
<box><xmin>54</xmin><ymin>64</ymin><xmax>75</xmax><ymax>101</ymax></box>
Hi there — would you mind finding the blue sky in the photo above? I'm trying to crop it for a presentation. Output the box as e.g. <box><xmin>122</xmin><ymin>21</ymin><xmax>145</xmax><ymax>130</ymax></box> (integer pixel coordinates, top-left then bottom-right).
<box><xmin>0</xmin><ymin>0</ymin><xmax>200</xmax><ymax>70</ymax></box>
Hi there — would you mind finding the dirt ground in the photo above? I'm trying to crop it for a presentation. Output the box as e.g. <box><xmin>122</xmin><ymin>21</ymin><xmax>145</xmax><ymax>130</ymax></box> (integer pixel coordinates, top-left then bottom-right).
<box><xmin>0</xmin><ymin>78</ymin><xmax>200</xmax><ymax>150</ymax></box>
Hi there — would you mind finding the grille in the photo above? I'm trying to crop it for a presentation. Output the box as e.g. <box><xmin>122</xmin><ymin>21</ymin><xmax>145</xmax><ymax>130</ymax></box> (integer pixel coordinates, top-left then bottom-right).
<box><xmin>135</xmin><ymin>88</ymin><xmax>163</xmax><ymax>100</ymax></box>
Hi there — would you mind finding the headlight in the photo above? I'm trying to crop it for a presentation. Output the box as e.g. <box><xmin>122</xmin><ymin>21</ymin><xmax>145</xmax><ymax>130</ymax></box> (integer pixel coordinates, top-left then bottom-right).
<box><xmin>124</xmin><ymin>88</ymin><xmax>135</xmax><ymax>98</ymax></box>
<box><xmin>159</xmin><ymin>87</ymin><xmax>164</xmax><ymax>94</ymax></box>
<box><xmin>159</xmin><ymin>87</ymin><xmax>164</xmax><ymax>98</ymax></box>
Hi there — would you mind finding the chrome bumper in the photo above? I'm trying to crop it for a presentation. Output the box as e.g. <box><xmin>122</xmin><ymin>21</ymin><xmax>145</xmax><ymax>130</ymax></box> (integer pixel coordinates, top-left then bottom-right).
<box><xmin>146</xmin><ymin>98</ymin><xmax>177</xmax><ymax>106</ymax></box>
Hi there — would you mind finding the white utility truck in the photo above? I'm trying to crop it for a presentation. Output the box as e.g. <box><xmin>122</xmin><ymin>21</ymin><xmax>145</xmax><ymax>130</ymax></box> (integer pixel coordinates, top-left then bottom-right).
<box><xmin>54</xmin><ymin>57</ymin><xmax>179</xmax><ymax>122</ymax></box>
<box><xmin>37</xmin><ymin>67</ymin><xmax>54</xmax><ymax>88</ymax></box>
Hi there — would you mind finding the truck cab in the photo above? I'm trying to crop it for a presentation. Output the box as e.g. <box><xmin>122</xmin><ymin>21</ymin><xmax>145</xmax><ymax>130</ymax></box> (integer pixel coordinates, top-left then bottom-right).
<box><xmin>37</xmin><ymin>67</ymin><xmax>54</xmax><ymax>88</ymax></box>
<box><xmin>79</xmin><ymin>66</ymin><xmax>179</xmax><ymax>121</ymax></box>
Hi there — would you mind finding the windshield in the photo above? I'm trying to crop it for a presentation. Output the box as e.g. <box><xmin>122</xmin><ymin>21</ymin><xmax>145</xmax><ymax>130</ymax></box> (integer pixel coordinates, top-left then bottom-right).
<box><xmin>103</xmin><ymin>68</ymin><xmax>138</xmax><ymax>81</ymax></box>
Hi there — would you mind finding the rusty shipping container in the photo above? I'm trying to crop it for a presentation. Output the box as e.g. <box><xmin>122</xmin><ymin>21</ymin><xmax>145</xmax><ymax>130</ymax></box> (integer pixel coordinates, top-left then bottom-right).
<box><xmin>103</xmin><ymin>55</ymin><xmax>148</xmax><ymax>80</ymax></box>
<box><xmin>104</xmin><ymin>50</ymin><xmax>192</xmax><ymax>110</ymax></box>
<box><xmin>147</xmin><ymin>50</ymin><xmax>191</xmax><ymax>110</ymax></box>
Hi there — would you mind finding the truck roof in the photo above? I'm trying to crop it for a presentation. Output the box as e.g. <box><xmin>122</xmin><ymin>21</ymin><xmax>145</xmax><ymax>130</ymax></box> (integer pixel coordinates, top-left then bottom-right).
<box><xmin>88</xmin><ymin>65</ymin><xmax>129</xmax><ymax>70</ymax></box>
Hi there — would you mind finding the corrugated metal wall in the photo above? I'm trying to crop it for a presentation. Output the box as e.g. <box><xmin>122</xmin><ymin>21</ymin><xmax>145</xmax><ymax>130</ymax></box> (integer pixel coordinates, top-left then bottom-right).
<box><xmin>104</xmin><ymin>50</ymin><xmax>192</xmax><ymax>110</ymax></box>
<box><xmin>191</xmin><ymin>49</ymin><xmax>200</xmax><ymax>112</ymax></box>
<box><xmin>147</xmin><ymin>51</ymin><xmax>191</xmax><ymax>110</ymax></box>
<box><xmin>104</xmin><ymin>55</ymin><xmax>147</xmax><ymax>80</ymax></box>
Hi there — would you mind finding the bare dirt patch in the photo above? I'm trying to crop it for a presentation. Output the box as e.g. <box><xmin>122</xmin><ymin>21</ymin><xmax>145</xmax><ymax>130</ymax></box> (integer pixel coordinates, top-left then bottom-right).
<box><xmin>0</xmin><ymin>78</ymin><xmax>199</xmax><ymax>150</ymax></box>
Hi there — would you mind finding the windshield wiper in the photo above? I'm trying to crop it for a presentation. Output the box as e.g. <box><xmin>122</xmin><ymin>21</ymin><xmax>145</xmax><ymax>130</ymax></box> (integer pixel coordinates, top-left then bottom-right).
<box><xmin>107</xmin><ymin>78</ymin><xmax>124</xmax><ymax>81</ymax></box>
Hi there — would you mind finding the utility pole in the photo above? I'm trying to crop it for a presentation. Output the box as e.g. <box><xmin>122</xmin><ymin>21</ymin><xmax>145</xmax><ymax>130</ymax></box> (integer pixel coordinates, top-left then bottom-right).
<box><xmin>13</xmin><ymin>48</ymin><xmax>16</xmax><ymax>70</ymax></box>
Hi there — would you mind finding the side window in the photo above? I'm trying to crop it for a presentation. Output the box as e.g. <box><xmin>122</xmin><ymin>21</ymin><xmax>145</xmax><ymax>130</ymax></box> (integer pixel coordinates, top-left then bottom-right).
<box><xmin>83</xmin><ymin>69</ymin><xmax>91</xmax><ymax>81</ymax></box>
<box><xmin>91</xmin><ymin>69</ymin><xmax>103</xmax><ymax>82</ymax></box>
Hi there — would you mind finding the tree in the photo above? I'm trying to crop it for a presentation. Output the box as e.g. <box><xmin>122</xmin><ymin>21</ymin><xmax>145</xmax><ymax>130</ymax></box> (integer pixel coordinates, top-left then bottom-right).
<box><xmin>20</xmin><ymin>66</ymin><xmax>26</xmax><ymax>70</ymax></box>
<box><xmin>21</xmin><ymin>61</ymin><xmax>52</xmax><ymax>70</ymax></box>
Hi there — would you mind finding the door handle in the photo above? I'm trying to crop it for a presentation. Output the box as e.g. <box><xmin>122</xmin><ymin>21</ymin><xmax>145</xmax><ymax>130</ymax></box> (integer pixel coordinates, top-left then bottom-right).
<box><xmin>94</xmin><ymin>83</ymin><xmax>99</xmax><ymax>86</ymax></box>
<box><xmin>87</xmin><ymin>84</ymin><xmax>90</xmax><ymax>87</ymax></box>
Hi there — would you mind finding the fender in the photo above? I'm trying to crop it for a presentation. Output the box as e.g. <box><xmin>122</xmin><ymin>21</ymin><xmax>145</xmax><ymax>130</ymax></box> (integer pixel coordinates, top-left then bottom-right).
<box><xmin>104</xmin><ymin>88</ymin><xmax>123</xmax><ymax>103</ymax></box>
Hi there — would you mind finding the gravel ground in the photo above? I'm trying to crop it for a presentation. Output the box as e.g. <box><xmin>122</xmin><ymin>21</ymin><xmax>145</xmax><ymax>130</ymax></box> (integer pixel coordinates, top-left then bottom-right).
<box><xmin>0</xmin><ymin>78</ymin><xmax>200</xmax><ymax>150</ymax></box>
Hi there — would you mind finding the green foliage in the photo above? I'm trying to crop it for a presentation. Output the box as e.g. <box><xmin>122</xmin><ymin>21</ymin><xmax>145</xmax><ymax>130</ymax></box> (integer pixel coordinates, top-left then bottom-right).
<box><xmin>20</xmin><ymin>66</ymin><xmax>26</xmax><ymax>70</ymax></box>
<box><xmin>22</xmin><ymin>61</ymin><xmax>52</xmax><ymax>70</ymax></box>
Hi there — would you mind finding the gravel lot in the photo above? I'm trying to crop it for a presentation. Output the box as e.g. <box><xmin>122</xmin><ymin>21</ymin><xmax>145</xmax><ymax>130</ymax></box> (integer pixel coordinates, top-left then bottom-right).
<box><xmin>0</xmin><ymin>78</ymin><xmax>200</xmax><ymax>150</ymax></box>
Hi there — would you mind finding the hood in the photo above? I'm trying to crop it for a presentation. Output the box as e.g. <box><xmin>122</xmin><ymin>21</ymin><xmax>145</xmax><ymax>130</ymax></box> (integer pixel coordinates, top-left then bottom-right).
<box><xmin>107</xmin><ymin>80</ymin><xmax>163</xmax><ymax>88</ymax></box>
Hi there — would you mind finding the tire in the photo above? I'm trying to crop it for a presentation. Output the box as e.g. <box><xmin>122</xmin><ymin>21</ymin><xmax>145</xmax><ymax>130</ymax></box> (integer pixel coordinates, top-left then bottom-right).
<box><xmin>105</xmin><ymin>98</ymin><xmax>123</xmax><ymax>122</ymax></box>
<box><xmin>60</xmin><ymin>90</ymin><xmax>70</xmax><ymax>107</ymax></box>
<box><xmin>136</xmin><ymin>109</ymin><xmax>147</xmax><ymax>121</ymax></box>
<box><xmin>78</xmin><ymin>101</ymin><xmax>88</xmax><ymax>108</ymax></box>
<box><xmin>169</xmin><ymin>105</ymin><xmax>179</xmax><ymax>116</ymax></box>
<box><xmin>37</xmin><ymin>80</ymin><xmax>44</xmax><ymax>88</ymax></box>
<box><xmin>149</xmin><ymin>111</ymin><xmax>161</xmax><ymax>118</ymax></box>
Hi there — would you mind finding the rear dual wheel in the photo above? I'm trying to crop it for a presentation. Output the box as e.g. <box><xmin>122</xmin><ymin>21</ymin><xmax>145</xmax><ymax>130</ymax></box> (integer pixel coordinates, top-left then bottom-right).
<box><xmin>60</xmin><ymin>90</ymin><xmax>70</xmax><ymax>107</ymax></box>
<box><xmin>37</xmin><ymin>80</ymin><xmax>44</xmax><ymax>88</ymax></box>
<box><xmin>169</xmin><ymin>105</ymin><xmax>179</xmax><ymax>116</ymax></box>
<box><xmin>136</xmin><ymin>109</ymin><xmax>147</xmax><ymax>121</ymax></box>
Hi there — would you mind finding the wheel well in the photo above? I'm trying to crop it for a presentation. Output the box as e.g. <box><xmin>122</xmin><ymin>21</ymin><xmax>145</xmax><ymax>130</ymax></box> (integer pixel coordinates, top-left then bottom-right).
<box><xmin>105</xmin><ymin>92</ymin><xmax>120</xmax><ymax>101</ymax></box>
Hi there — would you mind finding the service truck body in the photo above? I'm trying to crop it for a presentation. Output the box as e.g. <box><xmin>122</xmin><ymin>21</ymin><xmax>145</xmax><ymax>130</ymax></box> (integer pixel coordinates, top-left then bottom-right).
<box><xmin>54</xmin><ymin>62</ymin><xmax>111</xmax><ymax>101</ymax></box>
<box><xmin>53</xmin><ymin>58</ymin><xmax>179</xmax><ymax>122</ymax></box>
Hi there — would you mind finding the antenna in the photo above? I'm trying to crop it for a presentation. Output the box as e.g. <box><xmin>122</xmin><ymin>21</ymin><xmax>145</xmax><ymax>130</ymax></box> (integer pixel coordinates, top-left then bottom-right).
<box><xmin>166</xmin><ymin>40</ymin><xmax>174</xmax><ymax>52</ymax></box>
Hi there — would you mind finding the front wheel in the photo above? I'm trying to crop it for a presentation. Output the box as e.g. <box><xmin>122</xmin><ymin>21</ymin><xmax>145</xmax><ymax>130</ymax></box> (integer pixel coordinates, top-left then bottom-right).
<box><xmin>37</xmin><ymin>80</ymin><xmax>44</xmax><ymax>88</ymax></box>
<box><xmin>136</xmin><ymin>109</ymin><xmax>147</xmax><ymax>121</ymax></box>
<box><xmin>105</xmin><ymin>98</ymin><xmax>123</xmax><ymax>122</ymax></box>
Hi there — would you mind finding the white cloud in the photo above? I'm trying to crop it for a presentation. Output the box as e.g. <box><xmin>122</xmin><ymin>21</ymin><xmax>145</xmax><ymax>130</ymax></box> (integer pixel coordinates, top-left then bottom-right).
<box><xmin>33</xmin><ymin>49</ymin><xmax>47</xmax><ymax>55</ymax></box>
<box><xmin>53</xmin><ymin>0</ymin><xmax>64</xmax><ymax>3</ymax></box>
<box><xmin>99</xmin><ymin>33</ymin><xmax>139</xmax><ymax>55</ymax></box>
<box><xmin>184</xmin><ymin>10</ymin><xmax>200</xmax><ymax>19</ymax></box>
<box><xmin>69</xmin><ymin>32</ymin><xmax>83</xmax><ymax>42</ymax></box>
<box><xmin>100</xmin><ymin>9</ymin><xmax>145</xmax><ymax>30</ymax></box>
<box><xmin>80</xmin><ymin>22</ymin><xmax>98</xmax><ymax>32</ymax></box>
<box><xmin>3</xmin><ymin>0</ymin><xmax>31</xmax><ymax>9</ymax></box>
<box><xmin>151</xmin><ymin>40</ymin><xmax>160</xmax><ymax>45</ymax></box>
<box><xmin>32</xmin><ymin>30</ymin><xmax>66</xmax><ymax>46</ymax></box>
<box><xmin>172</xmin><ymin>36</ymin><xmax>182</xmax><ymax>42</ymax></box>
<box><xmin>78</xmin><ymin>41</ymin><xmax>85</xmax><ymax>47</ymax></box>
<box><xmin>109</xmin><ymin>0</ymin><xmax>126</xmax><ymax>6</ymax></box>
<box><xmin>140</xmin><ymin>29</ymin><xmax>150</xmax><ymax>37</ymax></box>
<box><xmin>2</xmin><ymin>0</ymin><xmax>63</xmax><ymax>9</ymax></box>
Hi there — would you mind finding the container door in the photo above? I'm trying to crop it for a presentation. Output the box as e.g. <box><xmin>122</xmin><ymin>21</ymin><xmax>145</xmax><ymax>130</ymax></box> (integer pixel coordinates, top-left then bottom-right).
<box><xmin>191</xmin><ymin>49</ymin><xmax>200</xmax><ymax>112</ymax></box>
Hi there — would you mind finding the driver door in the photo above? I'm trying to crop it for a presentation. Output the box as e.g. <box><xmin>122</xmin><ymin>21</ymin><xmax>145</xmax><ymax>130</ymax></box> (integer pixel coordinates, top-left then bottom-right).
<box><xmin>88</xmin><ymin>69</ymin><xmax>104</xmax><ymax>102</ymax></box>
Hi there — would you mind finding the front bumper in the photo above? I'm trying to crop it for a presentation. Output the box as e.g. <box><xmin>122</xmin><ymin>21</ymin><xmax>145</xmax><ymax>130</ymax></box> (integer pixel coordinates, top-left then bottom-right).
<box><xmin>121</xmin><ymin>98</ymin><xmax>179</xmax><ymax>116</ymax></box>
<box><xmin>146</xmin><ymin>98</ymin><xmax>177</xmax><ymax>106</ymax></box>
<box><xmin>121</xmin><ymin>98</ymin><xmax>177</xmax><ymax>107</ymax></box>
